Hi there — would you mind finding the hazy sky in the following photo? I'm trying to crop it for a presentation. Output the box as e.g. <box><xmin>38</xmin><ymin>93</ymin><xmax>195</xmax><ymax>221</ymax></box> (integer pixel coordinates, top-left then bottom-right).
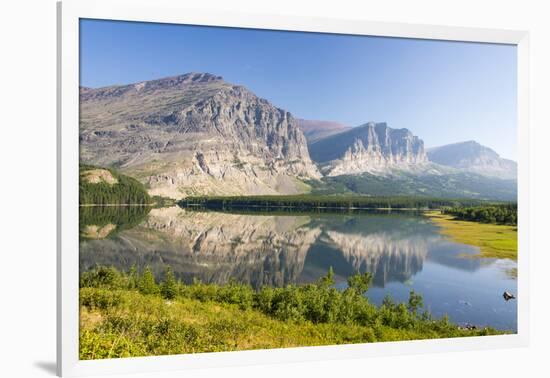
<box><xmin>80</xmin><ymin>19</ymin><xmax>518</xmax><ymax>160</ymax></box>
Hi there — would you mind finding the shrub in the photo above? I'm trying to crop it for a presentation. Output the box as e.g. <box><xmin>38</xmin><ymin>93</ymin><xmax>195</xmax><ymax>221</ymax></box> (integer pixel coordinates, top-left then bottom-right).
<box><xmin>80</xmin><ymin>288</ymin><xmax>123</xmax><ymax>310</ymax></box>
<box><xmin>80</xmin><ymin>266</ymin><xmax>127</xmax><ymax>290</ymax></box>
<box><xmin>216</xmin><ymin>282</ymin><xmax>255</xmax><ymax>310</ymax></box>
<box><xmin>346</xmin><ymin>272</ymin><xmax>373</xmax><ymax>295</ymax></box>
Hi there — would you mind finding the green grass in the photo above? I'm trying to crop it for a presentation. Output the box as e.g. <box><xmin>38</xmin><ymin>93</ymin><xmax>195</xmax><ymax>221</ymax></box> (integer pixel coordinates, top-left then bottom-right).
<box><xmin>79</xmin><ymin>266</ymin><xmax>504</xmax><ymax>360</ymax></box>
<box><xmin>425</xmin><ymin>211</ymin><xmax>517</xmax><ymax>260</ymax></box>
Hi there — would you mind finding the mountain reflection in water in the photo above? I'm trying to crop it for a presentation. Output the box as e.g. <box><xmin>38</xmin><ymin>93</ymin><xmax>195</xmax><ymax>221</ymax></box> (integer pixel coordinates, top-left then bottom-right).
<box><xmin>80</xmin><ymin>206</ymin><xmax>485</xmax><ymax>288</ymax></box>
<box><xmin>80</xmin><ymin>206</ymin><xmax>518</xmax><ymax>330</ymax></box>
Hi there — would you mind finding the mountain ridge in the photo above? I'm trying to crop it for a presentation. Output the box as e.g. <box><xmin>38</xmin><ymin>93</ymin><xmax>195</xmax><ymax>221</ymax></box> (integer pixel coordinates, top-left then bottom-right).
<box><xmin>80</xmin><ymin>72</ymin><xmax>320</xmax><ymax>199</ymax></box>
<box><xmin>308</xmin><ymin>122</ymin><xmax>427</xmax><ymax>176</ymax></box>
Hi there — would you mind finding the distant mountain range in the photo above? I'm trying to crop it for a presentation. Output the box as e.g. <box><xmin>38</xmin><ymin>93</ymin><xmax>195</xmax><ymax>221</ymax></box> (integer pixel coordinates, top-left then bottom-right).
<box><xmin>299</xmin><ymin>119</ymin><xmax>516</xmax><ymax>178</ymax></box>
<box><xmin>427</xmin><ymin>141</ymin><xmax>517</xmax><ymax>179</ymax></box>
<box><xmin>80</xmin><ymin>72</ymin><xmax>517</xmax><ymax>200</ymax></box>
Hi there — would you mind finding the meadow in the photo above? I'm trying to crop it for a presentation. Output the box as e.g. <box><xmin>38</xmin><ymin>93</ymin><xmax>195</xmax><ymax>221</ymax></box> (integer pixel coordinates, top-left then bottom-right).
<box><xmin>425</xmin><ymin>211</ymin><xmax>517</xmax><ymax>260</ymax></box>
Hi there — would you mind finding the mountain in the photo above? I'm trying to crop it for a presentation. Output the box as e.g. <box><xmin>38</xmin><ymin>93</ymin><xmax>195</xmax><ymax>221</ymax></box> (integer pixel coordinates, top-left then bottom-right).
<box><xmin>308</xmin><ymin>122</ymin><xmax>427</xmax><ymax>176</ymax></box>
<box><xmin>296</xmin><ymin>119</ymin><xmax>351</xmax><ymax>144</ymax></box>
<box><xmin>80</xmin><ymin>72</ymin><xmax>516</xmax><ymax>201</ymax></box>
<box><xmin>427</xmin><ymin>141</ymin><xmax>517</xmax><ymax>179</ymax></box>
<box><xmin>80</xmin><ymin>72</ymin><xmax>320</xmax><ymax>199</ymax></box>
<box><xmin>302</xmin><ymin>122</ymin><xmax>516</xmax><ymax>200</ymax></box>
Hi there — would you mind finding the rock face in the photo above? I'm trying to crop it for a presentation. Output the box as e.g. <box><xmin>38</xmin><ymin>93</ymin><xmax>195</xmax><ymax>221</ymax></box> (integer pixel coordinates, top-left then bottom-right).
<box><xmin>80</xmin><ymin>72</ymin><xmax>320</xmax><ymax>198</ymax></box>
<box><xmin>427</xmin><ymin>141</ymin><xmax>517</xmax><ymax>179</ymax></box>
<box><xmin>308</xmin><ymin>122</ymin><xmax>427</xmax><ymax>176</ymax></box>
<box><xmin>80</xmin><ymin>169</ymin><xmax>118</xmax><ymax>185</ymax></box>
<box><xmin>296</xmin><ymin>119</ymin><xmax>351</xmax><ymax>144</ymax></box>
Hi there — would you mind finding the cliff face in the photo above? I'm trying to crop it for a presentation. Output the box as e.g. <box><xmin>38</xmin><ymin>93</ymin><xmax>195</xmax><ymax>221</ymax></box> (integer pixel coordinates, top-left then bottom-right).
<box><xmin>308</xmin><ymin>122</ymin><xmax>427</xmax><ymax>176</ymax></box>
<box><xmin>80</xmin><ymin>72</ymin><xmax>320</xmax><ymax>198</ymax></box>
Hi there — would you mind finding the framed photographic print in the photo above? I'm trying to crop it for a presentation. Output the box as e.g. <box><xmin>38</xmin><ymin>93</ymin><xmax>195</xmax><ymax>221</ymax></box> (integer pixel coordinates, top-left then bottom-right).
<box><xmin>57</xmin><ymin>0</ymin><xmax>530</xmax><ymax>376</ymax></box>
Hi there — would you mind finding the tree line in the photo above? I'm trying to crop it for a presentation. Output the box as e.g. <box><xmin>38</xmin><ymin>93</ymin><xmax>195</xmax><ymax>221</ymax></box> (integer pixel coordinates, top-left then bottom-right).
<box><xmin>443</xmin><ymin>204</ymin><xmax>517</xmax><ymax>225</ymax></box>
<box><xmin>180</xmin><ymin>195</ymin><xmax>495</xmax><ymax>211</ymax></box>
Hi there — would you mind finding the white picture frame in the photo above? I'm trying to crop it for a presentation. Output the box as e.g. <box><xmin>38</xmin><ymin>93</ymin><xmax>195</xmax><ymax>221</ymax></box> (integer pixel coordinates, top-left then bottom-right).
<box><xmin>57</xmin><ymin>0</ymin><xmax>530</xmax><ymax>376</ymax></box>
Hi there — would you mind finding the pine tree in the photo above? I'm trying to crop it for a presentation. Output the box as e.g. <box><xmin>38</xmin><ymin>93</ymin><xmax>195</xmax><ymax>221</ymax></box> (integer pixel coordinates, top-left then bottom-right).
<box><xmin>318</xmin><ymin>266</ymin><xmax>335</xmax><ymax>287</ymax></box>
<box><xmin>346</xmin><ymin>272</ymin><xmax>373</xmax><ymax>295</ymax></box>
<box><xmin>407</xmin><ymin>290</ymin><xmax>424</xmax><ymax>315</ymax></box>
<box><xmin>138</xmin><ymin>267</ymin><xmax>159</xmax><ymax>295</ymax></box>
<box><xmin>160</xmin><ymin>266</ymin><xmax>178</xmax><ymax>300</ymax></box>
<box><xmin>128</xmin><ymin>265</ymin><xmax>138</xmax><ymax>289</ymax></box>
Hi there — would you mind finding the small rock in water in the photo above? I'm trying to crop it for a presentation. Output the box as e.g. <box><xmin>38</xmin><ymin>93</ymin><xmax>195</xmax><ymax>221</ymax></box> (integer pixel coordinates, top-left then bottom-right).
<box><xmin>458</xmin><ymin>300</ymin><xmax>472</xmax><ymax>306</ymax></box>
<box><xmin>503</xmin><ymin>291</ymin><xmax>516</xmax><ymax>301</ymax></box>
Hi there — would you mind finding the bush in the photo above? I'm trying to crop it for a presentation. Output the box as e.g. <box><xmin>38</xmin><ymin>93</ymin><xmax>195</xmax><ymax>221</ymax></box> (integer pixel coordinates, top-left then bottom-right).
<box><xmin>346</xmin><ymin>272</ymin><xmax>373</xmax><ymax>295</ymax></box>
<box><xmin>80</xmin><ymin>288</ymin><xmax>123</xmax><ymax>310</ymax></box>
<box><xmin>252</xmin><ymin>270</ymin><xmax>378</xmax><ymax>325</ymax></box>
<box><xmin>216</xmin><ymin>282</ymin><xmax>255</xmax><ymax>310</ymax></box>
<box><xmin>80</xmin><ymin>266</ymin><xmax>128</xmax><ymax>290</ymax></box>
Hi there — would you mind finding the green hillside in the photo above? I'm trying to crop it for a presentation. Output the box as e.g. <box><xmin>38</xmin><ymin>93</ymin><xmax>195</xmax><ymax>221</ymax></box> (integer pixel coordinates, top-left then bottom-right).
<box><xmin>307</xmin><ymin>171</ymin><xmax>517</xmax><ymax>201</ymax></box>
<box><xmin>79</xmin><ymin>164</ymin><xmax>151</xmax><ymax>205</ymax></box>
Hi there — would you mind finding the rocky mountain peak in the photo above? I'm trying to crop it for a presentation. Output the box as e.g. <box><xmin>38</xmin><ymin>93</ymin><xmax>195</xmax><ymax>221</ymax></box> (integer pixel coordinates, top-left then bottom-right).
<box><xmin>80</xmin><ymin>73</ymin><xmax>320</xmax><ymax>198</ymax></box>
<box><xmin>79</xmin><ymin>72</ymin><xmax>226</xmax><ymax>102</ymax></box>
<box><xmin>140</xmin><ymin>72</ymin><xmax>224</xmax><ymax>90</ymax></box>
<box><xmin>308</xmin><ymin>122</ymin><xmax>427</xmax><ymax>176</ymax></box>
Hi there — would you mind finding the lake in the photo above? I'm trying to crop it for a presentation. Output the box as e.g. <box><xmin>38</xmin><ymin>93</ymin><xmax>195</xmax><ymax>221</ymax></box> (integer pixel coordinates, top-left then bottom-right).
<box><xmin>80</xmin><ymin>205</ymin><xmax>517</xmax><ymax>331</ymax></box>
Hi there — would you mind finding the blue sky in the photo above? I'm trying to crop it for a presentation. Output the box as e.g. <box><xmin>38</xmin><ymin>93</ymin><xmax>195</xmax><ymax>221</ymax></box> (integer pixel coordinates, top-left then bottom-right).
<box><xmin>80</xmin><ymin>19</ymin><xmax>518</xmax><ymax>160</ymax></box>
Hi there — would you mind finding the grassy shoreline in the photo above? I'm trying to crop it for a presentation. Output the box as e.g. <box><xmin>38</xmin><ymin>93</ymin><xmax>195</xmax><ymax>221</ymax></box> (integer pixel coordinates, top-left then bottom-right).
<box><xmin>79</xmin><ymin>266</ymin><xmax>504</xmax><ymax>360</ymax></box>
<box><xmin>425</xmin><ymin>211</ymin><xmax>517</xmax><ymax>260</ymax></box>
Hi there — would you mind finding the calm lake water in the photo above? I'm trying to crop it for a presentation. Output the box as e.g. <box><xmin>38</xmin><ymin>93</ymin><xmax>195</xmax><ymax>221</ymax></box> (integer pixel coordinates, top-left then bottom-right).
<box><xmin>80</xmin><ymin>206</ymin><xmax>517</xmax><ymax>331</ymax></box>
